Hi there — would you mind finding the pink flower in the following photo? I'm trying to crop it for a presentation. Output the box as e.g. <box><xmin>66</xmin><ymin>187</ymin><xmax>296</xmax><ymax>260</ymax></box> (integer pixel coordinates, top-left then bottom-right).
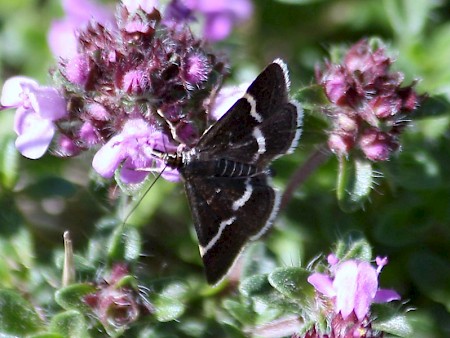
<box><xmin>1</xmin><ymin>77</ymin><xmax>68</xmax><ymax>159</ymax></box>
<box><xmin>317</xmin><ymin>39</ymin><xmax>422</xmax><ymax>161</ymax></box>
<box><xmin>48</xmin><ymin>0</ymin><xmax>114</xmax><ymax>58</ymax></box>
<box><xmin>308</xmin><ymin>256</ymin><xmax>400</xmax><ymax>321</ymax></box>
<box><xmin>92</xmin><ymin>117</ymin><xmax>180</xmax><ymax>183</ymax></box>
<box><xmin>164</xmin><ymin>0</ymin><xmax>253</xmax><ymax>41</ymax></box>
<box><xmin>122</xmin><ymin>0</ymin><xmax>158</xmax><ymax>14</ymax></box>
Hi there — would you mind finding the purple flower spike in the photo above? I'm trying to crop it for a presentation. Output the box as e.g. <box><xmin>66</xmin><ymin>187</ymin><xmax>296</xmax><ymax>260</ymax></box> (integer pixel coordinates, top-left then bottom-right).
<box><xmin>1</xmin><ymin>77</ymin><xmax>68</xmax><ymax>159</ymax></box>
<box><xmin>317</xmin><ymin>39</ymin><xmax>422</xmax><ymax>161</ymax></box>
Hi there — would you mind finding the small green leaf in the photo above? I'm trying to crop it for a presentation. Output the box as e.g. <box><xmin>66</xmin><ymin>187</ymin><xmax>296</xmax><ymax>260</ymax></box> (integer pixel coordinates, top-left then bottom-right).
<box><xmin>55</xmin><ymin>283</ymin><xmax>97</xmax><ymax>311</ymax></box>
<box><xmin>239</xmin><ymin>274</ymin><xmax>301</xmax><ymax>315</ymax></box>
<box><xmin>241</xmin><ymin>242</ymin><xmax>277</xmax><ymax>279</ymax></box>
<box><xmin>153</xmin><ymin>295</ymin><xmax>185</xmax><ymax>322</ymax></box>
<box><xmin>338</xmin><ymin>239</ymin><xmax>373</xmax><ymax>262</ymax></box>
<box><xmin>0</xmin><ymin>289</ymin><xmax>42</xmax><ymax>335</ymax></box>
<box><xmin>0</xmin><ymin>136</ymin><xmax>19</xmax><ymax>189</ymax></box>
<box><xmin>412</xmin><ymin>94</ymin><xmax>450</xmax><ymax>119</ymax></box>
<box><xmin>372</xmin><ymin>311</ymin><xmax>413</xmax><ymax>337</ymax></box>
<box><xmin>107</xmin><ymin>226</ymin><xmax>141</xmax><ymax>262</ymax></box>
<box><xmin>337</xmin><ymin>157</ymin><xmax>373</xmax><ymax>212</ymax></box>
<box><xmin>268</xmin><ymin>267</ymin><xmax>314</xmax><ymax>301</ymax></box>
<box><xmin>148</xmin><ymin>279</ymin><xmax>189</xmax><ymax>322</ymax></box>
<box><xmin>49</xmin><ymin>310</ymin><xmax>90</xmax><ymax>338</ymax></box>
<box><xmin>223</xmin><ymin>299</ymin><xmax>256</xmax><ymax>326</ymax></box>
<box><xmin>239</xmin><ymin>274</ymin><xmax>271</xmax><ymax>298</ymax></box>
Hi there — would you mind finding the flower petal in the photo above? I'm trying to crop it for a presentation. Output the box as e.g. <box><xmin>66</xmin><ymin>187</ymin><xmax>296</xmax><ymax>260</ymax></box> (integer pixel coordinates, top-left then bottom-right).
<box><xmin>28</xmin><ymin>86</ymin><xmax>68</xmax><ymax>121</ymax></box>
<box><xmin>210</xmin><ymin>83</ymin><xmax>248</xmax><ymax>120</ymax></box>
<box><xmin>92</xmin><ymin>137</ymin><xmax>125</xmax><ymax>178</ymax></box>
<box><xmin>204</xmin><ymin>13</ymin><xmax>233</xmax><ymax>41</ymax></box>
<box><xmin>307</xmin><ymin>273</ymin><xmax>336</xmax><ymax>297</ymax></box>
<box><xmin>374</xmin><ymin>289</ymin><xmax>401</xmax><ymax>303</ymax></box>
<box><xmin>15</xmin><ymin>113</ymin><xmax>55</xmax><ymax>159</ymax></box>
<box><xmin>353</xmin><ymin>261</ymin><xmax>378</xmax><ymax>321</ymax></box>
<box><xmin>1</xmin><ymin>76</ymin><xmax>38</xmax><ymax>107</ymax></box>
<box><xmin>334</xmin><ymin>260</ymin><xmax>358</xmax><ymax>319</ymax></box>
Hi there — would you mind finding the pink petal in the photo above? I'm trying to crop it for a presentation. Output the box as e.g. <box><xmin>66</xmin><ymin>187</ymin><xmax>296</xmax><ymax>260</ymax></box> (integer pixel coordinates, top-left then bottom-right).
<box><xmin>374</xmin><ymin>289</ymin><xmax>401</xmax><ymax>303</ymax></box>
<box><xmin>1</xmin><ymin>76</ymin><xmax>38</xmax><ymax>107</ymax></box>
<box><xmin>353</xmin><ymin>262</ymin><xmax>378</xmax><ymax>321</ymax></box>
<box><xmin>210</xmin><ymin>83</ymin><xmax>248</xmax><ymax>120</ymax></box>
<box><xmin>92</xmin><ymin>137</ymin><xmax>125</xmax><ymax>178</ymax></box>
<box><xmin>15</xmin><ymin>113</ymin><xmax>55</xmax><ymax>159</ymax></box>
<box><xmin>204</xmin><ymin>13</ymin><xmax>233</xmax><ymax>41</ymax></box>
<box><xmin>334</xmin><ymin>260</ymin><xmax>358</xmax><ymax>319</ymax></box>
<box><xmin>120</xmin><ymin>159</ymin><xmax>150</xmax><ymax>184</ymax></box>
<box><xmin>29</xmin><ymin>87</ymin><xmax>68</xmax><ymax>120</ymax></box>
<box><xmin>307</xmin><ymin>273</ymin><xmax>336</xmax><ymax>297</ymax></box>
<box><xmin>48</xmin><ymin>19</ymin><xmax>79</xmax><ymax>59</ymax></box>
<box><xmin>122</xmin><ymin>0</ymin><xmax>158</xmax><ymax>13</ymax></box>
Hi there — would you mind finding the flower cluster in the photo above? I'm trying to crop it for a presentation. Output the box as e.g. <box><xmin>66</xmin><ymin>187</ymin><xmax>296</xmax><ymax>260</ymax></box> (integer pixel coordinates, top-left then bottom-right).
<box><xmin>84</xmin><ymin>263</ymin><xmax>152</xmax><ymax>333</ymax></box>
<box><xmin>2</xmin><ymin>0</ymin><xmax>231</xmax><ymax>184</ymax></box>
<box><xmin>54</xmin><ymin>2</ymin><xmax>227</xmax><ymax>183</ymax></box>
<box><xmin>317</xmin><ymin>39</ymin><xmax>421</xmax><ymax>161</ymax></box>
<box><xmin>302</xmin><ymin>254</ymin><xmax>400</xmax><ymax>337</ymax></box>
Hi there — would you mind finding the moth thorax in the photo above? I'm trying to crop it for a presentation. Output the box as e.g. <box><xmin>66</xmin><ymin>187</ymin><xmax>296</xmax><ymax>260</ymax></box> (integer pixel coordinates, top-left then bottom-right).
<box><xmin>164</xmin><ymin>153</ymin><xmax>183</xmax><ymax>169</ymax></box>
<box><xmin>215</xmin><ymin>158</ymin><xmax>257</xmax><ymax>178</ymax></box>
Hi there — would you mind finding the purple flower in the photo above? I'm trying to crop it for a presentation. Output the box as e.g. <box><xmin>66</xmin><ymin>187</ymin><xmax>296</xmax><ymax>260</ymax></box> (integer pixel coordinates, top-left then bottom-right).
<box><xmin>1</xmin><ymin>77</ymin><xmax>68</xmax><ymax>159</ymax></box>
<box><xmin>92</xmin><ymin>117</ymin><xmax>180</xmax><ymax>183</ymax></box>
<box><xmin>164</xmin><ymin>0</ymin><xmax>253</xmax><ymax>41</ymax></box>
<box><xmin>210</xmin><ymin>82</ymin><xmax>249</xmax><ymax>120</ymax></box>
<box><xmin>48</xmin><ymin>0</ymin><xmax>114</xmax><ymax>58</ymax></box>
<box><xmin>308</xmin><ymin>255</ymin><xmax>400</xmax><ymax>321</ymax></box>
<box><xmin>84</xmin><ymin>263</ymin><xmax>152</xmax><ymax>332</ymax></box>
<box><xmin>122</xmin><ymin>0</ymin><xmax>158</xmax><ymax>14</ymax></box>
<box><xmin>317</xmin><ymin>39</ymin><xmax>422</xmax><ymax>161</ymax></box>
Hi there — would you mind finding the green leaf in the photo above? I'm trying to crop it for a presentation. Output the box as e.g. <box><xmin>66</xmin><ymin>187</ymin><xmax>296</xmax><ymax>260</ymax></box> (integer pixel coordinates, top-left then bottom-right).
<box><xmin>241</xmin><ymin>242</ymin><xmax>277</xmax><ymax>279</ymax></box>
<box><xmin>239</xmin><ymin>274</ymin><xmax>301</xmax><ymax>315</ymax></box>
<box><xmin>223</xmin><ymin>299</ymin><xmax>256</xmax><ymax>326</ymax></box>
<box><xmin>0</xmin><ymin>136</ymin><xmax>19</xmax><ymax>189</ymax></box>
<box><xmin>337</xmin><ymin>238</ymin><xmax>373</xmax><ymax>262</ymax></box>
<box><xmin>372</xmin><ymin>304</ymin><xmax>414</xmax><ymax>337</ymax></box>
<box><xmin>49</xmin><ymin>310</ymin><xmax>90</xmax><ymax>338</ymax></box>
<box><xmin>0</xmin><ymin>289</ymin><xmax>42</xmax><ymax>335</ymax></box>
<box><xmin>153</xmin><ymin>295</ymin><xmax>185</xmax><ymax>322</ymax></box>
<box><xmin>149</xmin><ymin>280</ymin><xmax>189</xmax><ymax>322</ymax></box>
<box><xmin>412</xmin><ymin>94</ymin><xmax>450</xmax><ymax>119</ymax></box>
<box><xmin>268</xmin><ymin>267</ymin><xmax>314</xmax><ymax>302</ymax></box>
<box><xmin>337</xmin><ymin>157</ymin><xmax>373</xmax><ymax>212</ymax></box>
<box><xmin>54</xmin><ymin>283</ymin><xmax>97</xmax><ymax>312</ymax></box>
<box><xmin>107</xmin><ymin>225</ymin><xmax>141</xmax><ymax>263</ymax></box>
<box><xmin>29</xmin><ymin>334</ymin><xmax>64</xmax><ymax>338</ymax></box>
<box><xmin>239</xmin><ymin>274</ymin><xmax>271</xmax><ymax>298</ymax></box>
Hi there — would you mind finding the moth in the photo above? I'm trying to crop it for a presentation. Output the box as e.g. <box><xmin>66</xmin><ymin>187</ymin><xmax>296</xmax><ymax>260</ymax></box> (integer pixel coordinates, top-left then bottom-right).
<box><xmin>157</xmin><ymin>59</ymin><xmax>302</xmax><ymax>284</ymax></box>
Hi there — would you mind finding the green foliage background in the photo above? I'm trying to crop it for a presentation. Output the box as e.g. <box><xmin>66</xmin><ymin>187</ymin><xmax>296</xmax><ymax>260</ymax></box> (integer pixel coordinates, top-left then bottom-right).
<box><xmin>0</xmin><ymin>0</ymin><xmax>449</xmax><ymax>337</ymax></box>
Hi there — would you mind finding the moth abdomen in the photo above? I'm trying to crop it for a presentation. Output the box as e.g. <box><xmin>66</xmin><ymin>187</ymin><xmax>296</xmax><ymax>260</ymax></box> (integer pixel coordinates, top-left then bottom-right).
<box><xmin>215</xmin><ymin>158</ymin><xmax>258</xmax><ymax>178</ymax></box>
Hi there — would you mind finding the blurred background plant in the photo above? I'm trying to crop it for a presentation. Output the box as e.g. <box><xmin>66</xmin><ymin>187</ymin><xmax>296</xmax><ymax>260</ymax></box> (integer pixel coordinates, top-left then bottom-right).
<box><xmin>0</xmin><ymin>0</ymin><xmax>449</xmax><ymax>337</ymax></box>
